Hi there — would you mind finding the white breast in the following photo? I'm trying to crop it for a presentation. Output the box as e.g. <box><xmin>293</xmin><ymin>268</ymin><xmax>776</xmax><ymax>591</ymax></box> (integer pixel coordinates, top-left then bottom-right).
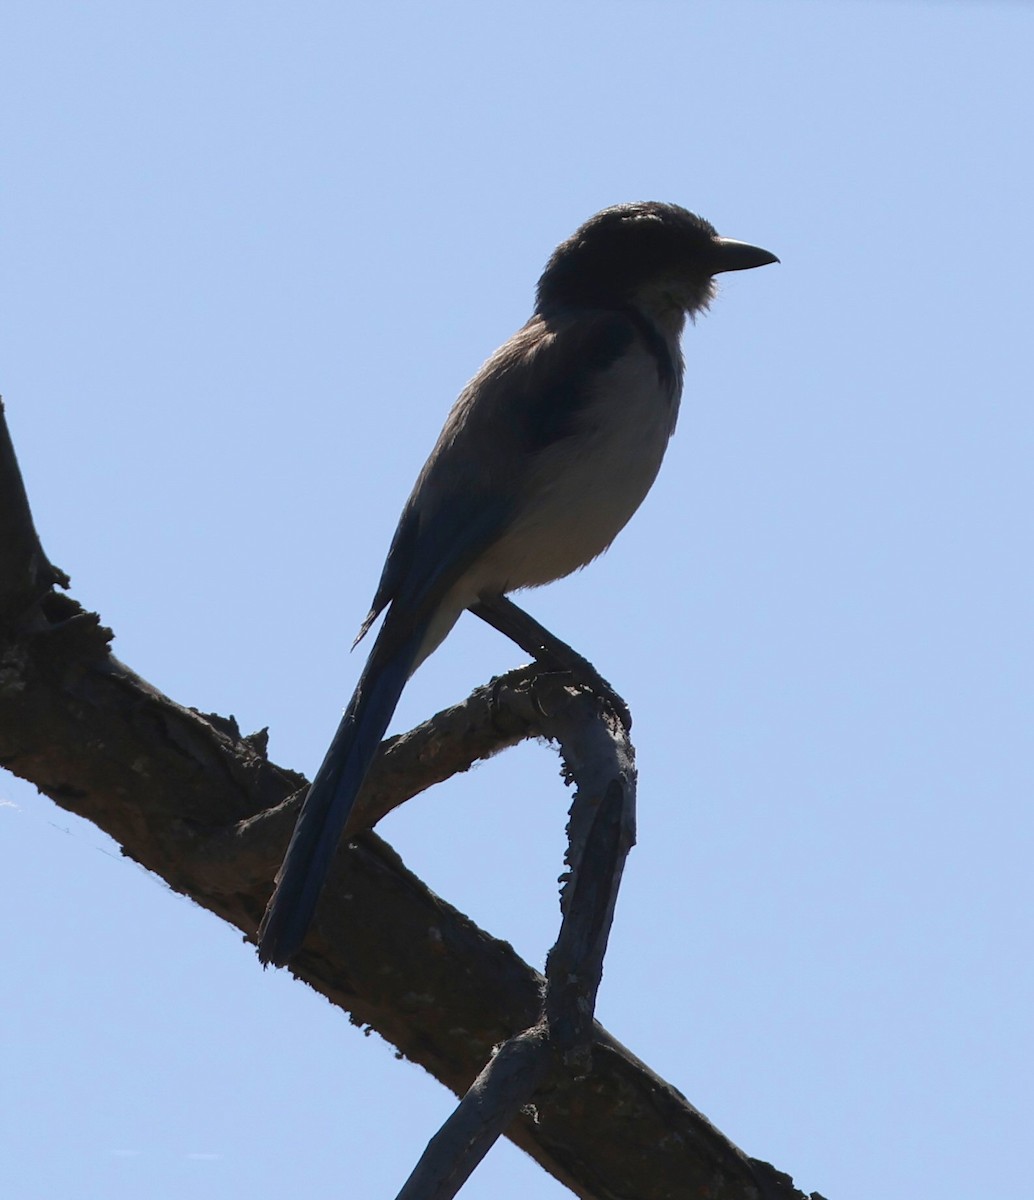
<box><xmin>469</xmin><ymin>338</ymin><xmax>680</xmax><ymax>593</ymax></box>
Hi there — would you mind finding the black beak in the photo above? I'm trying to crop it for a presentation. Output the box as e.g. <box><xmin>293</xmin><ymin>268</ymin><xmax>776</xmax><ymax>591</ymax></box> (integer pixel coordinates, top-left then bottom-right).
<box><xmin>710</xmin><ymin>237</ymin><xmax>780</xmax><ymax>274</ymax></box>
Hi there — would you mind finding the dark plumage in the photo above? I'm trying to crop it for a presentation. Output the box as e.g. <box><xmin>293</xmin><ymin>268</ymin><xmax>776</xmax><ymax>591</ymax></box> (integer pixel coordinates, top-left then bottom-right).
<box><xmin>257</xmin><ymin>201</ymin><xmax>777</xmax><ymax>967</ymax></box>
<box><xmin>536</xmin><ymin>201</ymin><xmax>774</xmax><ymax>317</ymax></box>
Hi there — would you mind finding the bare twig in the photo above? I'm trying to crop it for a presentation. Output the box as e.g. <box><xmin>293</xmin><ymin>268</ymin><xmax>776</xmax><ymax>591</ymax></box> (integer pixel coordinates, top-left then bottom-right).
<box><xmin>395</xmin><ymin>678</ymin><xmax>636</xmax><ymax>1198</ymax></box>
<box><xmin>395</xmin><ymin>1027</ymin><xmax>554</xmax><ymax>1200</ymax></box>
<box><xmin>0</xmin><ymin>397</ymin><xmax>68</xmax><ymax>623</ymax></box>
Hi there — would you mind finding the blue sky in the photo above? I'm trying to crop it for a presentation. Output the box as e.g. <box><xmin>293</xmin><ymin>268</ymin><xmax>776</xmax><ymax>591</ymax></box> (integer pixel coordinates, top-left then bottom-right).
<box><xmin>2</xmin><ymin>2</ymin><xmax>1032</xmax><ymax>1198</ymax></box>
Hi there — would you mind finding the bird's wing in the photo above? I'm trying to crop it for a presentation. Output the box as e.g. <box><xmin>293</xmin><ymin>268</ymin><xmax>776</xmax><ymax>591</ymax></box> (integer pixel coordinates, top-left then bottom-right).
<box><xmin>355</xmin><ymin>308</ymin><xmax>654</xmax><ymax>649</ymax></box>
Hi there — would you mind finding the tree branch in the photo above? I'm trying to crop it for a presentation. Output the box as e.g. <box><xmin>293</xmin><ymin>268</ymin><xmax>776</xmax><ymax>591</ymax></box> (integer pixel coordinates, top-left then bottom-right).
<box><xmin>396</xmin><ymin>678</ymin><xmax>636</xmax><ymax>1198</ymax></box>
<box><xmin>0</xmin><ymin>399</ymin><xmax>820</xmax><ymax>1200</ymax></box>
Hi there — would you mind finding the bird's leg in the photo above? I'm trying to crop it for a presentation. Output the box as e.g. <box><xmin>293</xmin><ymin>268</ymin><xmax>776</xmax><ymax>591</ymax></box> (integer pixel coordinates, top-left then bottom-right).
<box><xmin>470</xmin><ymin>594</ymin><xmax>632</xmax><ymax>730</ymax></box>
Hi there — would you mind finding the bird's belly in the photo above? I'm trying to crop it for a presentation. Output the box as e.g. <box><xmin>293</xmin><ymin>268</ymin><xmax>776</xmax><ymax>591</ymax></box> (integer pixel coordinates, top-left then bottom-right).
<box><xmin>413</xmin><ymin>451</ymin><xmax>662</xmax><ymax>671</ymax></box>
<box><xmin>472</xmin><ymin>374</ymin><xmax>677</xmax><ymax>593</ymax></box>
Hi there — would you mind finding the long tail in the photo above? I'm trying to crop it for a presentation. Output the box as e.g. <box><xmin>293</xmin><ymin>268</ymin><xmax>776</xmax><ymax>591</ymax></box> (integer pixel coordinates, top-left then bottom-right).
<box><xmin>257</xmin><ymin>618</ymin><xmax>428</xmax><ymax>967</ymax></box>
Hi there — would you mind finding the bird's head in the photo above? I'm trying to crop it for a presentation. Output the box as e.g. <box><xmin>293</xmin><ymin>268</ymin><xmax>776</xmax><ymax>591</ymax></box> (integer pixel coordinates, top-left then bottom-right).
<box><xmin>536</xmin><ymin>201</ymin><xmax>778</xmax><ymax>331</ymax></box>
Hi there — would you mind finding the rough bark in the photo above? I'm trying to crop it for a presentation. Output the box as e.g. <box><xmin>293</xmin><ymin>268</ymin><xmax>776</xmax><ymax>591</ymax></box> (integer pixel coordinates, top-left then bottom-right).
<box><xmin>0</xmin><ymin>398</ymin><xmax>822</xmax><ymax>1200</ymax></box>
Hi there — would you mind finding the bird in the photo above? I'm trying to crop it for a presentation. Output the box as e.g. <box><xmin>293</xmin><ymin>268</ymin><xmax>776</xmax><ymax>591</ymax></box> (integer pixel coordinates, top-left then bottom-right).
<box><xmin>257</xmin><ymin>201</ymin><xmax>777</xmax><ymax>967</ymax></box>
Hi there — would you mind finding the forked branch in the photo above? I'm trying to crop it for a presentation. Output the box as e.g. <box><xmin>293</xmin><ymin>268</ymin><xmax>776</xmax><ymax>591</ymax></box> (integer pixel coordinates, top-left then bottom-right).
<box><xmin>0</xmin><ymin>398</ymin><xmax>817</xmax><ymax>1200</ymax></box>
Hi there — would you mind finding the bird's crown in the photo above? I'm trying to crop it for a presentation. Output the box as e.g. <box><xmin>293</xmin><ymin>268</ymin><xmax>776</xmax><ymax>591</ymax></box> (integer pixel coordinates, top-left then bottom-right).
<box><xmin>536</xmin><ymin>202</ymin><xmax>775</xmax><ymax>318</ymax></box>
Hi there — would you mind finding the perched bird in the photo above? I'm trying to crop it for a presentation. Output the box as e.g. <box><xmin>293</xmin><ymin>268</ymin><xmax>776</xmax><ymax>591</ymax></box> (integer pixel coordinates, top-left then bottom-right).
<box><xmin>257</xmin><ymin>201</ymin><xmax>777</xmax><ymax>966</ymax></box>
